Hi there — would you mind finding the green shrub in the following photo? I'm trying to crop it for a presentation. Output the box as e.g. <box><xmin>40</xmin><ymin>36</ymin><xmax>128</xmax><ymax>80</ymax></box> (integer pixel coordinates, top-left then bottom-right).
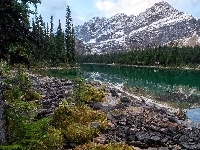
<box><xmin>23</xmin><ymin>90</ymin><xmax>41</xmax><ymax>101</ymax></box>
<box><xmin>4</xmin><ymin>118</ymin><xmax>63</xmax><ymax>150</ymax></box>
<box><xmin>65</xmin><ymin>123</ymin><xmax>97</xmax><ymax>143</ymax></box>
<box><xmin>75</xmin><ymin>142</ymin><xmax>134</xmax><ymax>150</ymax></box>
<box><xmin>18</xmin><ymin>118</ymin><xmax>63</xmax><ymax>150</ymax></box>
<box><xmin>1</xmin><ymin>66</ymin><xmax>64</xmax><ymax>149</ymax></box>
<box><xmin>52</xmin><ymin>105</ymin><xmax>108</xmax><ymax>143</ymax></box>
<box><xmin>75</xmin><ymin>83</ymin><xmax>106</xmax><ymax>103</ymax></box>
<box><xmin>3</xmin><ymin>70</ymin><xmax>32</xmax><ymax>102</ymax></box>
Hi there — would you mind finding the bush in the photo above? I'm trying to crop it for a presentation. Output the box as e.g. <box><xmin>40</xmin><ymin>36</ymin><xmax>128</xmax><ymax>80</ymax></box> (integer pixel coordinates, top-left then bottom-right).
<box><xmin>3</xmin><ymin>118</ymin><xmax>63</xmax><ymax>150</ymax></box>
<box><xmin>18</xmin><ymin>118</ymin><xmax>63</xmax><ymax>150</ymax></box>
<box><xmin>2</xmin><ymin>68</ymin><xmax>63</xmax><ymax>149</ymax></box>
<box><xmin>23</xmin><ymin>90</ymin><xmax>41</xmax><ymax>101</ymax></box>
<box><xmin>75</xmin><ymin>83</ymin><xmax>106</xmax><ymax>103</ymax></box>
<box><xmin>75</xmin><ymin>142</ymin><xmax>134</xmax><ymax>150</ymax></box>
<box><xmin>52</xmin><ymin>105</ymin><xmax>108</xmax><ymax>143</ymax></box>
<box><xmin>3</xmin><ymin>71</ymin><xmax>32</xmax><ymax>102</ymax></box>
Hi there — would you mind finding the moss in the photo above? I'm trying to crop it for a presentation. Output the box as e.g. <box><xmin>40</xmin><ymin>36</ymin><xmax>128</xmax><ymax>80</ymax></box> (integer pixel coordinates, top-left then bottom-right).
<box><xmin>65</xmin><ymin>123</ymin><xmax>98</xmax><ymax>143</ymax></box>
<box><xmin>75</xmin><ymin>83</ymin><xmax>107</xmax><ymax>103</ymax></box>
<box><xmin>52</xmin><ymin>105</ymin><xmax>108</xmax><ymax>143</ymax></box>
<box><xmin>75</xmin><ymin>142</ymin><xmax>134</xmax><ymax>150</ymax></box>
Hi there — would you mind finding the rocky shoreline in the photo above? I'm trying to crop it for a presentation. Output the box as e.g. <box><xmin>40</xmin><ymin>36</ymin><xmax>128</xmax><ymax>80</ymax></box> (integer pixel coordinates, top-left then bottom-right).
<box><xmin>29</xmin><ymin>74</ymin><xmax>200</xmax><ymax>150</ymax></box>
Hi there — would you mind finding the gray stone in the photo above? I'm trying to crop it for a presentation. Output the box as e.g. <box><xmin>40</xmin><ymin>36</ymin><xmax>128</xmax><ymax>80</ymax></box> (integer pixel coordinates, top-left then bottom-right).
<box><xmin>90</xmin><ymin>122</ymin><xmax>101</xmax><ymax>129</ymax></box>
<box><xmin>158</xmin><ymin>147</ymin><xmax>169</xmax><ymax>150</ymax></box>
<box><xmin>108</xmin><ymin>122</ymin><xmax>116</xmax><ymax>129</ymax></box>
<box><xmin>110</xmin><ymin>89</ymin><xmax>119</xmax><ymax>97</ymax></box>
<box><xmin>93</xmin><ymin>134</ymin><xmax>107</xmax><ymax>144</ymax></box>
<box><xmin>120</xmin><ymin>96</ymin><xmax>131</xmax><ymax>103</ymax></box>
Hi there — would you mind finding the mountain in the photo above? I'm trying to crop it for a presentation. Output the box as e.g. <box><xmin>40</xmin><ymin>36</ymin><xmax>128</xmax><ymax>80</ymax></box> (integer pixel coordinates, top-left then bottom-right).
<box><xmin>74</xmin><ymin>1</ymin><xmax>200</xmax><ymax>54</ymax></box>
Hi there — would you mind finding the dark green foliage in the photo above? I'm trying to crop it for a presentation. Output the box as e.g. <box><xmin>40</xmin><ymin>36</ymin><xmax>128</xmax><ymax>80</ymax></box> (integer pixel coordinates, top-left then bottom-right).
<box><xmin>0</xmin><ymin>0</ymin><xmax>40</xmax><ymax>64</ymax></box>
<box><xmin>1</xmin><ymin>2</ymin><xmax>77</xmax><ymax>66</ymax></box>
<box><xmin>55</xmin><ymin>19</ymin><xmax>66</xmax><ymax>64</ymax></box>
<box><xmin>77</xmin><ymin>45</ymin><xmax>200</xmax><ymax>67</ymax></box>
<box><xmin>65</xmin><ymin>6</ymin><xmax>76</xmax><ymax>64</ymax></box>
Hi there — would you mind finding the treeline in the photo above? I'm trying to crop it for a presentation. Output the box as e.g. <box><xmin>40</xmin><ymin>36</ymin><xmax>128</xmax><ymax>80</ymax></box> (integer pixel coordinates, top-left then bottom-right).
<box><xmin>30</xmin><ymin>7</ymin><xmax>76</xmax><ymax>65</ymax></box>
<box><xmin>0</xmin><ymin>0</ymin><xmax>76</xmax><ymax>67</ymax></box>
<box><xmin>78</xmin><ymin>45</ymin><xmax>200</xmax><ymax>67</ymax></box>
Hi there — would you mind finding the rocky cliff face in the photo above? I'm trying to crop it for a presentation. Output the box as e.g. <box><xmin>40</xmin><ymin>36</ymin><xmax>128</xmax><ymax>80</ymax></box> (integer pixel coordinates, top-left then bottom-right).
<box><xmin>74</xmin><ymin>1</ymin><xmax>200</xmax><ymax>54</ymax></box>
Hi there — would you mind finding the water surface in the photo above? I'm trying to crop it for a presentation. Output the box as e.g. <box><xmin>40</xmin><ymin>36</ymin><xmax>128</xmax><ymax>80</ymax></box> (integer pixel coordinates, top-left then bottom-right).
<box><xmin>45</xmin><ymin>64</ymin><xmax>200</xmax><ymax>122</ymax></box>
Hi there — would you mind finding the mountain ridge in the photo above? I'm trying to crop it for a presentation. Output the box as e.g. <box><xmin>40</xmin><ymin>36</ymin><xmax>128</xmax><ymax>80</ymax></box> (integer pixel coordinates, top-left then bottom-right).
<box><xmin>74</xmin><ymin>1</ymin><xmax>200</xmax><ymax>54</ymax></box>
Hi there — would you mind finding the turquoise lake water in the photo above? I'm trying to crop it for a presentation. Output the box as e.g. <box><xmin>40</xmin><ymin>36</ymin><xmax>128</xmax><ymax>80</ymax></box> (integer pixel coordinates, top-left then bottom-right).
<box><xmin>45</xmin><ymin>64</ymin><xmax>200</xmax><ymax>122</ymax></box>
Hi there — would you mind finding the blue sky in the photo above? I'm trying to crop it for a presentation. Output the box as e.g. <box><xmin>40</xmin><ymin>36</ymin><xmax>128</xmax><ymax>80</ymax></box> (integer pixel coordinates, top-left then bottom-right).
<box><xmin>34</xmin><ymin>0</ymin><xmax>200</xmax><ymax>29</ymax></box>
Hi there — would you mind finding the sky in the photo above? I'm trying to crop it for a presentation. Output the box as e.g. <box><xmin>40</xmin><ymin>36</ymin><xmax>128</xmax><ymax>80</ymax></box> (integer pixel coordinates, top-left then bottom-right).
<box><xmin>34</xmin><ymin>0</ymin><xmax>200</xmax><ymax>29</ymax></box>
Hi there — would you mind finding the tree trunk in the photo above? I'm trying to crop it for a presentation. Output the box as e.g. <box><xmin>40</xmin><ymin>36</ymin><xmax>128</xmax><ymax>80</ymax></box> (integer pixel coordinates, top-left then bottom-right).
<box><xmin>0</xmin><ymin>70</ymin><xmax>5</xmax><ymax>145</ymax></box>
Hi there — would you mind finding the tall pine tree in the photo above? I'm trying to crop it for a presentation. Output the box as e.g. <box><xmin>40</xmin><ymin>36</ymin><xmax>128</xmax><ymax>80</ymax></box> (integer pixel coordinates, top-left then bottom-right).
<box><xmin>48</xmin><ymin>16</ymin><xmax>57</xmax><ymax>64</ymax></box>
<box><xmin>65</xmin><ymin>6</ymin><xmax>76</xmax><ymax>64</ymax></box>
<box><xmin>55</xmin><ymin>19</ymin><xmax>66</xmax><ymax>63</ymax></box>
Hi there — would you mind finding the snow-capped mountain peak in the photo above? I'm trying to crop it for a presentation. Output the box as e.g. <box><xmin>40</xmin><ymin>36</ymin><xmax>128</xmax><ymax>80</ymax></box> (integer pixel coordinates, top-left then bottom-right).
<box><xmin>75</xmin><ymin>1</ymin><xmax>200</xmax><ymax>54</ymax></box>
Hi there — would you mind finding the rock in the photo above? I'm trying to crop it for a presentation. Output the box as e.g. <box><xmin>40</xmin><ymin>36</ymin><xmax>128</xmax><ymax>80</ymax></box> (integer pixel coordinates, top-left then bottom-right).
<box><xmin>150</xmin><ymin>135</ymin><xmax>161</xmax><ymax>143</ymax></box>
<box><xmin>118</xmin><ymin>121</ymin><xmax>126</xmax><ymax>126</ymax></box>
<box><xmin>136</xmin><ymin>132</ymin><xmax>148</xmax><ymax>142</ymax></box>
<box><xmin>110</xmin><ymin>89</ymin><xmax>119</xmax><ymax>97</ymax></box>
<box><xmin>108</xmin><ymin>122</ymin><xmax>116</xmax><ymax>129</ymax></box>
<box><xmin>182</xmin><ymin>143</ymin><xmax>197</xmax><ymax>150</ymax></box>
<box><xmin>168</xmin><ymin>117</ymin><xmax>177</xmax><ymax>123</ymax></box>
<box><xmin>120</xmin><ymin>96</ymin><xmax>131</xmax><ymax>103</ymax></box>
<box><xmin>179</xmin><ymin>135</ymin><xmax>189</xmax><ymax>143</ymax></box>
<box><xmin>147</xmin><ymin>148</ymin><xmax>158</xmax><ymax>150</ymax></box>
<box><xmin>196</xmin><ymin>143</ymin><xmax>200</xmax><ymax>149</ymax></box>
<box><xmin>158</xmin><ymin>147</ymin><xmax>169</xmax><ymax>150</ymax></box>
<box><xmin>64</xmin><ymin>90</ymin><xmax>72</xmax><ymax>98</ymax></box>
<box><xmin>127</xmin><ymin>134</ymin><xmax>136</xmax><ymax>141</ymax></box>
<box><xmin>65</xmin><ymin>80</ymin><xmax>73</xmax><ymax>86</ymax></box>
<box><xmin>128</xmin><ymin>128</ymin><xmax>138</xmax><ymax>135</ymax></box>
<box><xmin>90</xmin><ymin>122</ymin><xmax>101</xmax><ymax>129</ymax></box>
<box><xmin>89</xmin><ymin>102</ymin><xmax>105</xmax><ymax>110</ymax></box>
<box><xmin>93</xmin><ymin>134</ymin><xmax>107</xmax><ymax>144</ymax></box>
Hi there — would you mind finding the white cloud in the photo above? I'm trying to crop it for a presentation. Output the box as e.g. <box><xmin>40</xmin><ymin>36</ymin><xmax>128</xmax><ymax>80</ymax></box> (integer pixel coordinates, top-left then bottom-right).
<box><xmin>95</xmin><ymin>1</ymin><xmax>116</xmax><ymax>11</ymax></box>
<box><xmin>95</xmin><ymin>0</ymin><xmax>160</xmax><ymax>17</ymax></box>
<box><xmin>95</xmin><ymin>0</ymin><xmax>183</xmax><ymax>17</ymax></box>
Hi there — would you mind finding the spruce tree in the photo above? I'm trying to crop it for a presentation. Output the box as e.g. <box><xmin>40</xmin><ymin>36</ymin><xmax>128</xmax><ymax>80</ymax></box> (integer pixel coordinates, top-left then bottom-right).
<box><xmin>65</xmin><ymin>6</ymin><xmax>76</xmax><ymax>64</ymax></box>
<box><xmin>55</xmin><ymin>19</ymin><xmax>66</xmax><ymax>63</ymax></box>
<box><xmin>0</xmin><ymin>0</ymin><xmax>40</xmax><ymax>60</ymax></box>
<box><xmin>48</xmin><ymin>16</ymin><xmax>57</xmax><ymax>64</ymax></box>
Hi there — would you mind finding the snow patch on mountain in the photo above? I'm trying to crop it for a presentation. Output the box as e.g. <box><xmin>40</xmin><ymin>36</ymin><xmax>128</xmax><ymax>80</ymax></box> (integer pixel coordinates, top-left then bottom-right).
<box><xmin>74</xmin><ymin>1</ymin><xmax>200</xmax><ymax>54</ymax></box>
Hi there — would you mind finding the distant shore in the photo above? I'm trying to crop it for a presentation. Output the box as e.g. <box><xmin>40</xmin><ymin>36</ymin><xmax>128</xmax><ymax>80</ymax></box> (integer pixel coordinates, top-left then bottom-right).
<box><xmin>81</xmin><ymin>63</ymin><xmax>200</xmax><ymax>71</ymax></box>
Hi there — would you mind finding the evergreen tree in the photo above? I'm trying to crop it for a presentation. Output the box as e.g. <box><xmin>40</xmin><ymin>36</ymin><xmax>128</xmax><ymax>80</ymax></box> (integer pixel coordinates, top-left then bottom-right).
<box><xmin>0</xmin><ymin>0</ymin><xmax>40</xmax><ymax>61</ymax></box>
<box><xmin>55</xmin><ymin>19</ymin><xmax>66</xmax><ymax>63</ymax></box>
<box><xmin>43</xmin><ymin>22</ymin><xmax>50</xmax><ymax>61</ymax></box>
<box><xmin>65</xmin><ymin>6</ymin><xmax>76</xmax><ymax>64</ymax></box>
<box><xmin>48</xmin><ymin>16</ymin><xmax>57</xmax><ymax>64</ymax></box>
<box><xmin>50</xmin><ymin>16</ymin><xmax>54</xmax><ymax>39</ymax></box>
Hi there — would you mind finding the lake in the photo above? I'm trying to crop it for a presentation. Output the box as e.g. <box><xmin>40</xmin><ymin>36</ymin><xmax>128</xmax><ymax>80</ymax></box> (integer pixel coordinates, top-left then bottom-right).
<box><xmin>45</xmin><ymin>64</ymin><xmax>200</xmax><ymax>122</ymax></box>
